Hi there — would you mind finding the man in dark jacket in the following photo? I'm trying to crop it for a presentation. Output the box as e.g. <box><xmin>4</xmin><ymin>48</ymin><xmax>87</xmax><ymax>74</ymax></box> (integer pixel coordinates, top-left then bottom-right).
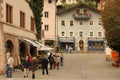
<box><xmin>41</xmin><ymin>54</ymin><xmax>49</xmax><ymax>75</ymax></box>
<box><xmin>48</xmin><ymin>53</ymin><xmax>54</xmax><ymax>70</ymax></box>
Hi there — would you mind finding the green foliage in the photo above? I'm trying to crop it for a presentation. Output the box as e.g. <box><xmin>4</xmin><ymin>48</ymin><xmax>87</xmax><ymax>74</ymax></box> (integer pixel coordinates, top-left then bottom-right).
<box><xmin>76</xmin><ymin>0</ymin><xmax>82</xmax><ymax>3</ymax></box>
<box><xmin>25</xmin><ymin>0</ymin><xmax>44</xmax><ymax>40</ymax></box>
<box><xmin>87</xmin><ymin>1</ymin><xmax>96</xmax><ymax>8</ymax></box>
<box><xmin>102</xmin><ymin>0</ymin><xmax>120</xmax><ymax>52</ymax></box>
<box><xmin>62</xmin><ymin>3</ymin><xmax>76</xmax><ymax>9</ymax></box>
<box><xmin>61</xmin><ymin>0</ymin><xmax>66</xmax><ymax>3</ymax></box>
<box><xmin>84</xmin><ymin>0</ymin><xmax>100</xmax><ymax>8</ymax></box>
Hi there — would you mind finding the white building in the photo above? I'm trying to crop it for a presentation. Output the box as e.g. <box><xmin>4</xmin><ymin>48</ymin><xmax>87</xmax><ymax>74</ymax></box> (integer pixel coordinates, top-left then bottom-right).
<box><xmin>56</xmin><ymin>3</ymin><xmax>105</xmax><ymax>52</ymax></box>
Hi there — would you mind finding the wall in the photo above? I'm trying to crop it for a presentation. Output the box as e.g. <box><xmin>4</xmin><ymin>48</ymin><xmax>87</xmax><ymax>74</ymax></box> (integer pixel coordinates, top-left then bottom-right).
<box><xmin>42</xmin><ymin>0</ymin><xmax>56</xmax><ymax>40</ymax></box>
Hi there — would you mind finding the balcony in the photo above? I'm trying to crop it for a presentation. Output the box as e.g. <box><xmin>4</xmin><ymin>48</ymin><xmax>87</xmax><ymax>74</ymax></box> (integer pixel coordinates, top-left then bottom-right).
<box><xmin>72</xmin><ymin>13</ymin><xmax>91</xmax><ymax>20</ymax></box>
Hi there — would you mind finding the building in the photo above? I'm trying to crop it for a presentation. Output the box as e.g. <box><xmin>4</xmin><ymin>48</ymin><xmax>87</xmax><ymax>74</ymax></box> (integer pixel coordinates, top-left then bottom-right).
<box><xmin>56</xmin><ymin>3</ymin><xmax>105</xmax><ymax>52</ymax></box>
<box><xmin>42</xmin><ymin>0</ymin><xmax>56</xmax><ymax>46</ymax></box>
<box><xmin>0</xmin><ymin>0</ymin><xmax>40</xmax><ymax>74</ymax></box>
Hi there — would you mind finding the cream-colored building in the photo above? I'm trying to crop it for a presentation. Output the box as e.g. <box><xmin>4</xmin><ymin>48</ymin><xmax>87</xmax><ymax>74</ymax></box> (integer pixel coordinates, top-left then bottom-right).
<box><xmin>42</xmin><ymin>0</ymin><xmax>56</xmax><ymax>46</ymax></box>
<box><xmin>0</xmin><ymin>0</ymin><xmax>39</xmax><ymax>74</ymax></box>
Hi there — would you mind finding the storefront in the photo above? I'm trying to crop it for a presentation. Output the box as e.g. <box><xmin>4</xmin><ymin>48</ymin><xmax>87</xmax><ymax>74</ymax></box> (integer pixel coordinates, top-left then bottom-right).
<box><xmin>88</xmin><ymin>37</ymin><xmax>104</xmax><ymax>51</ymax></box>
<box><xmin>58</xmin><ymin>37</ymin><xmax>75</xmax><ymax>51</ymax></box>
<box><xmin>18</xmin><ymin>37</ymin><xmax>40</xmax><ymax>57</ymax></box>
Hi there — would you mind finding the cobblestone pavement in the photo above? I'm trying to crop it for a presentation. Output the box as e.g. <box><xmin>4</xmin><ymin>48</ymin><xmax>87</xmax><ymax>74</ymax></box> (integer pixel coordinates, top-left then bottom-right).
<box><xmin>0</xmin><ymin>53</ymin><xmax>120</xmax><ymax>80</ymax></box>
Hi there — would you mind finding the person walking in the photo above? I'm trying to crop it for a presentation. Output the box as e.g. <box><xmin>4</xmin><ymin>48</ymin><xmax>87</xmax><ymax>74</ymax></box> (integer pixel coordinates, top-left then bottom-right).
<box><xmin>41</xmin><ymin>53</ymin><xmax>49</xmax><ymax>75</ymax></box>
<box><xmin>55</xmin><ymin>55</ymin><xmax>60</xmax><ymax>70</ymax></box>
<box><xmin>30</xmin><ymin>57</ymin><xmax>38</xmax><ymax>79</ymax></box>
<box><xmin>53</xmin><ymin>55</ymin><xmax>57</xmax><ymax>69</ymax></box>
<box><xmin>60</xmin><ymin>52</ymin><xmax>64</xmax><ymax>66</ymax></box>
<box><xmin>23</xmin><ymin>55</ymin><xmax>30</xmax><ymax>78</ymax></box>
<box><xmin>48</xmin><ymin>53</ymin><xmax>54</xmax><ymax>70</ymax></box>
<box><xmin>6</xmin><ymin>52</ymin><xmax>10</xmax><ymax>78</ymax></box>
<box><xmin>69</xmin><ymin>46</ymin><xmax>73</xmax><ymax>54</ymax></box>
<box><xmin>7</xmin><ymin>54</ymin><xmax>14</xmax><ymax>78</ymax></box>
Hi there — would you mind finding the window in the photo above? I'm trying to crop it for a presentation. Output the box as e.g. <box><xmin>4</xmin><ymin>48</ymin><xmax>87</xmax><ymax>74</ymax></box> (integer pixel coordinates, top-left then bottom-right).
<box><xmin>90</xmin><ymin>32</ymin><xmax>93</xmax><ymax>36</ymax></box>
<box><xmin>98</xmin><ymin>32</ymin><xmax>101</xmax><ymax>36</ymax></box>
<box><xmin>44</xmin><ymin>25</ymin><xmax>49</xmax><ymax>31</ymax></box>
<box><xmin>6</xmin><ymin>4</ymin><xmax>13</xmax><ymax>23</ymax></box>
<box><xmin>70</xmin><ymin>32</ymin><xmax>73</xmax><ymax>36</ymax></box>
<box><xmin>44</xmin><ymin>11</ymin><xmax>49</xmax><ymax>18</ymax></box>
<box><xmin>48</xmin><ymin>0</ymin><xmax>52</xmax><ymax>3</ymax></box>
<box><xmin>70</xmin><ymin>21</ymin><xmax>73</xmax><ymax>26</ymax></box>
<box><xmin>31</xmin><ymin>17</ymin><xmax>34</xmax><ymax>31</ymax></box>
<box><xmin>20</xmin><ymin>11</ymin><xmax>25</xmax><ymax>28</ymax></box>
<box><xmin>83</xmin><ymin>9</ymin><xmax>87</xmax><ymax>15</ymax></box>
<box><xmin>79</xmin><ymin>32</ymin><xmax>83</xmax><ymax>37</ymax></box>
<box><xmin>61</xmin><ymin>20</ymin><xmax>65</xmax><ymax>26</ymax></box>
<box><xmin>80</xmin><ymin>20</ymin><xmax>83</xmax><ymax>25</ymax></box>
<box><xmin>62</xmin><ymin>32</ymin><xmax>65</xmax><ymax>36</ymax></box>
<box><xmin>79</xmin><ymin>9</ymin><xmax>83</xmax><ymax>14</ymax></box>
<box><xmin>98</xmin><ymin>21</ymin><xmax>102</xmax><ymax>25</ymax></box>
<box><xmin>90</xmin><ymin>21</ymin><xmax>93</xmax><ymax>25</ymax></box>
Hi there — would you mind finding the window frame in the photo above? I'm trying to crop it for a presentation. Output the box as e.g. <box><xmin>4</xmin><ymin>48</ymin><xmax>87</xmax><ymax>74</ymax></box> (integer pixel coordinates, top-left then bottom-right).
<box><xmin>44</xmin><ymin>11</ymin><xmax>49</xmax><ymax>18</ymax></box>
<box><xmin>79</xmin><ymin>32</ymin><xmax>83</xmax><ymax>37</ymax></box>
<box><xmin>70</xmin><ymin>32</ymin><xmax>73</xmax><ymax>36</ymax></box>
<box><xmin>90</xmin><ymin>32</ymin><xmax>93</xmax><ymax>36</ymax></box>
<box><xmin>44</xmin><ymin>25</ymin><xmax>49</xmax><ymax>31</ymax></box>
<box><xmin>98</xmin><ymin>32</ymin><xmax>102</xmax><ymax>36</ymax></box>
<box><xmin>90</xmin><ymin>21</ymin><xmax>93</xmax><ymax>25</ymax></box>
<box><xmin>6</xmin><ymin>4</ymin><xmax>13</xmax><ymax>24</ymax></box>
<box><xmin>20</xmin><ymin>11</ymin><xmax>25</xmax><ymax>28</ymax></box>
<box><xmin>61</xmin><ymin>20</ymin><xmax>65</xmax><ymax>26</ymax></box>
<box><xmin>61</xmin><ymin>32</ymin><xmax>65</xmax><ymax>36</ymax></box>
<box><xmin>70</xmin><ymin>20</ymin><xmax>73</xmax><ymax>26</ymax></box>
<box><xmin>98</xmin><ymin>20</ymin><xmax>102</xmax><ymax>25</ymax></box>
<box><xmin>31</xmin><ymin>17</ymin><xmax>35</xmax><ymax>31</ymax></box>
<box><xmin>80</xmin><ymin>20</ymin><xmax>83</xmax><ymax>25</ymax></box>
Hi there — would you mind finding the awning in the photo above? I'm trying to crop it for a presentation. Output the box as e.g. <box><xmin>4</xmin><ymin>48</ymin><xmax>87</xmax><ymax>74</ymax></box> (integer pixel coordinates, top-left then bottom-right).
<box><xmin>88</xmin><ymin>38</ymin><xmax>104</xmax><ymax>42</ymax></box>
<box><xmin>35</xmin><ymin>41</ymin><xmax>54</xmax><ymax>50</ymax></box>
<box><xmin>18</xmin><ymin>37</ymin><xmax>40</xmax><ymax>48</ymax></box>
<box><xmin>35</xmin><ymin>41</ymin><xmax>46</xmax><ymax>47</ymax></box>
<box><xmin>59</xmin><ymin>37</ymin><xmax>75</xmax><ymax>43</ymax></box>
<box><xmin>39</xmin><ymin>46</ymin><xmax>54</xmax><ymax>50</ymax></box>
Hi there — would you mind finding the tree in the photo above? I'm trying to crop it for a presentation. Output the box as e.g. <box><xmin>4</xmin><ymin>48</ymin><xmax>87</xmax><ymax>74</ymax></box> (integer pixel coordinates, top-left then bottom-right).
<box><xmin>102</xmin><ymin>0</ymin><xmax>120</xmax><ymax>52</ymax></box>
<box><xmin>61</xmin><ymin>0</ymin><xmax>66</xmax><ymax>3</ymax></box>
<box><xmin>87</xmin><ymin>0</ymin><xmax>100</xmax><ymax>7</ymax></box>
<box><xmin>25</xmin><ymin>0</ymin><xmax>44</xmax><ymax>41</ymax></box>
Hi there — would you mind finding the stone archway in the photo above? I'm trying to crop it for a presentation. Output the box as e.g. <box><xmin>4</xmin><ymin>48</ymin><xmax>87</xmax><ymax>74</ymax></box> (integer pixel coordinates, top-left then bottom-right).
<box><xmin>5</xmin><ymin>40</ymin><xmax>14</xmax><ymax>62</ymax></box>
<box><xmin>19</xmin><ymin>42</ymin><xmax>26</xmax><ymax>60</ymax></box>
<box><xmin>79</xmin><ymin>40</ymin><xmax>84</xmax><ymax>52</ymax></box>
<box><xmin>5</xmin><ymin>40</ymin><xmax>14</xmax><ymax>53</ymax></box>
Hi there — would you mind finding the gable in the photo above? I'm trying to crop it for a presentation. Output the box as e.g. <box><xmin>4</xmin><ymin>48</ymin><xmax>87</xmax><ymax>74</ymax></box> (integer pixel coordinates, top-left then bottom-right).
<box><xmin>56</xmin><ymin>3</ymin><xmax>101</xmax><ymax>15</ymax></box>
